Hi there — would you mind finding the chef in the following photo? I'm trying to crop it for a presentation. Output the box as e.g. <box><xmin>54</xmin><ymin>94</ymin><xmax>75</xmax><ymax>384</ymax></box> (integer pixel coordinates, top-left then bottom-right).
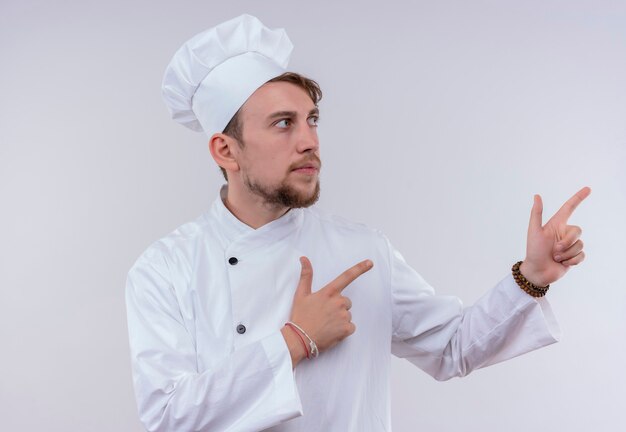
<box><xmin>125</xmin><ymin>14</ymin><xmax>590</xmax><ymax>432</ymax></box>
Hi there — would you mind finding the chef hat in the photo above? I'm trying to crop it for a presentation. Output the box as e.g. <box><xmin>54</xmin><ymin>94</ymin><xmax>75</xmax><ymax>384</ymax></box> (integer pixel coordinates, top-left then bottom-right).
<box><xmin>161</xmin><ymin>14</ymin><xmax>293</xmax><ymax>137</ymax></box>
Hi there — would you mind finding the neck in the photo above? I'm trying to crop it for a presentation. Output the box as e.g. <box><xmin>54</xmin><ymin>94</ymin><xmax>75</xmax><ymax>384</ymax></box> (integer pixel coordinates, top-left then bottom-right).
<box><xmin>222</xmin><ymin>183</ymin><xmax>290</xmax><ymax>229</ymax></box>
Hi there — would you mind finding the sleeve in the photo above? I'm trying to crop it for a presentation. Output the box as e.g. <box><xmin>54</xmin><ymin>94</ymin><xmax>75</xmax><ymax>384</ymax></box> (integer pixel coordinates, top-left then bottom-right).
<box><xmin>125</xmin><ymin>251</ymin><xmax>303</xmax><ymax>432</ymax></box>
<box><xmin>386</xmin><ymin>236</ymin><xmax>561</xmax><ymax>381</ymax></box>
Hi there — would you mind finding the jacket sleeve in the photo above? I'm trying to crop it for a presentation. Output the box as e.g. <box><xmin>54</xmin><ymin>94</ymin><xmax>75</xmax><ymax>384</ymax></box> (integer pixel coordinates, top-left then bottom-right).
<box><xmin>385</xmin><ymin>236</ymin><xmax>561</xmax><ymax>381</ymax></box>
<box><xmin>125</xmin><ymin>251</ymin><xmax>302</xmax><ymax>432</ymax></box>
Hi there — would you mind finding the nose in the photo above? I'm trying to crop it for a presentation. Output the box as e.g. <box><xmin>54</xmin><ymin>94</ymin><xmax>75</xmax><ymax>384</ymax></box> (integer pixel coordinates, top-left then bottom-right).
<box><xmin>296</xmin><ymin>121</ymin><xmax>319</xmax><ymax>153</ymax></box>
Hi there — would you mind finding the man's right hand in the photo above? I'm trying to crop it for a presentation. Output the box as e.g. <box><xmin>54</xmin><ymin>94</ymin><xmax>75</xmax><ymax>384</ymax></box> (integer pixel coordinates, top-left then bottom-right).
<box><xmin>281</xmin><ymin>256</ymin><xmax>373</xmax><ymax>368</ymax></box>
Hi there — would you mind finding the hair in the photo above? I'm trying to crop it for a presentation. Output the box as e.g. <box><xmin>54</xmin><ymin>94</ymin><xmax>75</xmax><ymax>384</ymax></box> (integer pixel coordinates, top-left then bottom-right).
<box><xmin>219</xmin><ymin>72</ymin><xmax>322</xmax><ymax>181</ymax></box>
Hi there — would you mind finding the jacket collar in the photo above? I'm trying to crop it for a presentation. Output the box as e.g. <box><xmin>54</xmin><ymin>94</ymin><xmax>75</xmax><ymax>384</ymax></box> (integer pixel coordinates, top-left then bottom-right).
<box><xmin>209</xmin><ymin>184</ymin><xmax>303</xmax><ymax>248</ymax></box>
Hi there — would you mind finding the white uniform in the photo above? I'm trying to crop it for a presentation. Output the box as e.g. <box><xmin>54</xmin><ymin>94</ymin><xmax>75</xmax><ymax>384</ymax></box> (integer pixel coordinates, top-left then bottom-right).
<box><xmin>125</xmin><ymin>186</ymin><xmax>560</xmax><ymax>431</ymax></box>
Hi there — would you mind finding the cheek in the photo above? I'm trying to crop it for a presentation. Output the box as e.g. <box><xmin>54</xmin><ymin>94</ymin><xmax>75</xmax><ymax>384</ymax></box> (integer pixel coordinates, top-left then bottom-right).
<box><xmin>261</xmin><ymin>156</ymin><xmax>284</xmax><ymax>177</ymax></box>
<box><xmin>239</xmin><ymin>140</ymin><xmax>291</xmax><ymax>179</ymax></box>
<box><xmin>242</xmin><ymin>154</ymin><xmax>281</xmax><ymax>180</ymax></box>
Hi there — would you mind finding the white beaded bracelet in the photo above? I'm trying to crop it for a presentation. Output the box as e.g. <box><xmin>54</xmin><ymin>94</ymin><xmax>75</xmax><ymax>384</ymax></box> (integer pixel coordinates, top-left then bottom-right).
<box><xmin>286</xmin><ymin>321</ymin><xmax>319</xmax><ymax>358</ymax></box>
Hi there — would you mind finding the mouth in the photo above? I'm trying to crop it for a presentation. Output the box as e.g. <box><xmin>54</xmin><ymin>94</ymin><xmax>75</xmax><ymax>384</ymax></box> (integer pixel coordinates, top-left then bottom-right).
<box><xmin>291</xmin><ymin>161</ymin><xmax>320</xmax><ymax>175</ymax></box>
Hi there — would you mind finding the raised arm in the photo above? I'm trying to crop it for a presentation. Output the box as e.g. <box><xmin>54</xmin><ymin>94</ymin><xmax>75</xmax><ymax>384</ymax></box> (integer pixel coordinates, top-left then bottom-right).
<box><xmin>387</xmin><ymin>188</ymin><xmax>591</xmax><ymax>380</ymax></box>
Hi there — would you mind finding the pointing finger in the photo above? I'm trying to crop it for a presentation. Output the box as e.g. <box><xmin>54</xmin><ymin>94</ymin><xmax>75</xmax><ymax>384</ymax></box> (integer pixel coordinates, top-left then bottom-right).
<box><xmin>325</xmin><ymin>260</ymin><xmax>373</xmax><ymax>295</ymax></box>
<box><xmin>295</xmin><ymin>256</ymin><xmax>313</xmax><ymax>297</ymax></box>
<box><xmin>550</xmin><ymin>186</ymin><xmax>591</xmax><ymax>224</ymax></box>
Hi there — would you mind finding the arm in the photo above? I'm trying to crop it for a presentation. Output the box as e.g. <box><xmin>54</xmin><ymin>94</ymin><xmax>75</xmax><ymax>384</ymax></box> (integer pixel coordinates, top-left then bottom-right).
<box><xmin>125</xmin><ymin>253</ymin><xmax>303</xmax><ymax>432</ymax></box>
<box><xmin>386</xmin><ymin>238</ymin><xmax>561</xmax><ymax>381</ymax></box>
<box><xmin>389</xmin><ymin>187</ymin><xmax>590</xmax><ymax>380</ymax></box>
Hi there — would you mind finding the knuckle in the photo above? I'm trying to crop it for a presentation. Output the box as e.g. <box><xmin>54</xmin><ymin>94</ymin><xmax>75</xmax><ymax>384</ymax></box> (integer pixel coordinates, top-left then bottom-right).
<box><xmin>345</xmin><ymin>266</ymin><xmax>358</xmax><ymax>276</ymax></box>
<box><xmin>345</xmin><ymin>270</ymin><xmax>358</xmax><ymax>282</ymax></box>
<box><xmin>569</xmin><ymin>251</ymin><xmax>585</xmax><ymax>265</ymax></box>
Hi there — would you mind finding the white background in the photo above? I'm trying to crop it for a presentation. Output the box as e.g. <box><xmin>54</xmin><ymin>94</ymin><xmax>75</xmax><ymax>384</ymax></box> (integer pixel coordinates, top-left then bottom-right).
<box><xmin>1</xmin><ymin>0</ymin><xmax>624</xmax><ymax>431</ymax></box>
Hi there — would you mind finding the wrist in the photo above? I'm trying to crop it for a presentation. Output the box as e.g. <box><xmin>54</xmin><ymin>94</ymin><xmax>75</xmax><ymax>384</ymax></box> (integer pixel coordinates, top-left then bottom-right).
<box><xmin>519</xmin><ymin>261</ymin><xmax>549</xmax><ymax>287</ymax></box>
<box><xmin>513</xmin><ymin>260</ymin><xmax>550</xmax><ymax>298</ymax></box>
<box><xmin>280</xmin><ymin>326</ymin><xmax>307</xmax><ymax>368</ymax></box>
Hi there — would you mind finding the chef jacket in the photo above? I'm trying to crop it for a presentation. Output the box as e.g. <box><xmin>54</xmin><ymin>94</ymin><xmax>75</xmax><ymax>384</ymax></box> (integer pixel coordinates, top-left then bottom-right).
<box><xmin>125</xmin><ymin>185</ymin><xmax>560</xmax><ymax>432</ymax></box>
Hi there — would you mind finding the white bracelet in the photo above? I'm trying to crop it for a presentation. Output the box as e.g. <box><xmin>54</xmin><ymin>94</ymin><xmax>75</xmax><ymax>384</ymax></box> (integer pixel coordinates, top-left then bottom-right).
<box><xmin>286</xmin><ymin>321</ymin><xmax>319</xmax><ymax>358</ymax></box>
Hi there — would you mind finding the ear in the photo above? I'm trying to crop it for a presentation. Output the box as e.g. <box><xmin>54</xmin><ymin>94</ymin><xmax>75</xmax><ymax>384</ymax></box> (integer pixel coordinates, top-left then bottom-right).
<box><xmin>209</xmin><ymin>133</ymin><xmax>240</xmax><ymax>174</ymax></box>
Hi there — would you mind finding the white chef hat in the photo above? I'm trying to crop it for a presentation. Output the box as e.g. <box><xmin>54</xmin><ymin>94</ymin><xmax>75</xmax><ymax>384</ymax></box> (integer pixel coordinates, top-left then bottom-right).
<box><xmin>161</xmin><ymin>14</ymin><xmax>293</xmax><ymax>137</ymax></box>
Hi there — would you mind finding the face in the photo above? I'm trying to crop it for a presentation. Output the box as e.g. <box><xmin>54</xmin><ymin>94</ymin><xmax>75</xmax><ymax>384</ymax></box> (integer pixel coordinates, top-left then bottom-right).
<box><xmin>232</xmin><ymin>81</ymin><xmax>321</xmax><ymax>209</ymax></box>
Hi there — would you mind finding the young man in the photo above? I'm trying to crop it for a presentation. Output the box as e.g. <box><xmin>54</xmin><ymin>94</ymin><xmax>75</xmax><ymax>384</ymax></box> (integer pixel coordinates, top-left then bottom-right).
<box><xmin>126</xmin><ymin>14</ymin><xmax>590</xmax><ymax>431</ymax></box>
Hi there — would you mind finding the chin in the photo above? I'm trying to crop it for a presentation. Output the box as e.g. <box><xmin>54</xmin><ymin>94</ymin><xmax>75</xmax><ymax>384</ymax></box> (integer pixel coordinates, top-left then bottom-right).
<box><xmin>289</xmin><ymin>183</ymin><xmax>321</xmax><ymax>208</ymax></box>
<box><xmin>244</xmin><ymin>174</ymin><xmax>321</xmax><ymax>208</ymax></box>
<box><xmin>283</xmin><ymin>180</ymin><xmax>321</xmax><ymax>208</ymax></box>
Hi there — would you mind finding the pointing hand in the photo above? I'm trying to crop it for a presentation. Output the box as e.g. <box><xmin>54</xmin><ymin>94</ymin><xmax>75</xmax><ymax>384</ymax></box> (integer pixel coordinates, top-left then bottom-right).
<box><xmin>282</xmin><ymin>257</ymin><xmax>372</xmax><ymax>366</ymax></box>
<box><xmin>520</xmin><ymin>187</ymin><xmax>591</xmax><ymax>287</ymax></box>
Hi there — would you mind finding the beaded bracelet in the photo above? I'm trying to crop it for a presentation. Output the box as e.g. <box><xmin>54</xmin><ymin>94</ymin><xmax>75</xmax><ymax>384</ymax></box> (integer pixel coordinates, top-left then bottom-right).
<box><xmin>512</xmin><ymin>261</ymin><xmax>550</xmax><ymax>297</ymax></box>
<box><xmin>285</xmin><ymin>323</ymin><xmax>310</xmax><ymax>359</ymax></box>
<box><xmin>286</xmin><ymin>321</ymin><xmax>319</xmax><ymax>358</ymax></box>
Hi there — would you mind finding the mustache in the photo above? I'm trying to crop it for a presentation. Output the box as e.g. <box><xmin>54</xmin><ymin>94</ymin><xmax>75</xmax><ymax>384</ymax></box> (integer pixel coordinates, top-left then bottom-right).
<box><xmin>289</xmin><ymin>155</ymin><xmax>322</xmax><ymax>171</ymax></box>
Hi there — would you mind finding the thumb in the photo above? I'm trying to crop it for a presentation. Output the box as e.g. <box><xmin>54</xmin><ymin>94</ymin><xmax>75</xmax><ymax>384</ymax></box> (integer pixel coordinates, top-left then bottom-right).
<box><xmin>529</xmin><ymin>194</ymin><xmax>543</xmax><ymax>232</ymax></box>
<box><xmin>295</xmin><ymin>256</ymin><xmax>313</xmax><ymax>297</ymax></box>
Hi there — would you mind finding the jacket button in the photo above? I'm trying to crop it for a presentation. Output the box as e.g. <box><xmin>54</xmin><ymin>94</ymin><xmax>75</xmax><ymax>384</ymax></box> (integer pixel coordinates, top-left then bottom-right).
<box><xmin>228</xmin><ymin>257</ymin><xmax>238</xmax><ymax>265</ymax></box>
<box><xmin>236</xmin><ymin>324</ymin><xmax>246</xmax><ymax>334</ymax></box>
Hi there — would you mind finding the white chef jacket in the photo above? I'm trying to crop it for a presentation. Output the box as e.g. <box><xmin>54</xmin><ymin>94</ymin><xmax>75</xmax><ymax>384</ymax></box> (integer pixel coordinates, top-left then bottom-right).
<box><xmin>125</xmin><ymin>185</ymin><xmax>560</xmax><ymax>432</ymax></box>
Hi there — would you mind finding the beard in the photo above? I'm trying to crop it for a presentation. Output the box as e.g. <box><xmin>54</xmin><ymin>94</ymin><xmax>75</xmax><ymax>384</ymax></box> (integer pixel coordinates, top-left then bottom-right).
<box><xmin>243</xmin><ymin>174</ymin><xmax>321</xmax><ymax>209</ymax></box>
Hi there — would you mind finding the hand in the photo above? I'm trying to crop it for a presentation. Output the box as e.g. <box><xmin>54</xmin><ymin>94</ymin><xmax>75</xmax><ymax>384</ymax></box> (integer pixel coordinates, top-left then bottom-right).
<box><xmin>520</xmin><ymin>186</ymin><xmax>591</xmax><ymax>287</ymax></box>
<box><xmin>285</xmin><ymin>256</ymin><xmax>373</xmax><ymax>363</ymax></box>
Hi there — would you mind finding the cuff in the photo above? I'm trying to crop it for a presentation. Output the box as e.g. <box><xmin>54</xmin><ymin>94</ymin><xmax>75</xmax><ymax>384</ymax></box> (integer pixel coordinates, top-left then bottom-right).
<box><xmin>500</xmin><ymin>272</ymin><xmax>562</xmax><ymax>344</ymax></box>
<box><xmin>260</xmin><ymin>331</ymin><xmax>304</xmax><ymax>424</ymax></box>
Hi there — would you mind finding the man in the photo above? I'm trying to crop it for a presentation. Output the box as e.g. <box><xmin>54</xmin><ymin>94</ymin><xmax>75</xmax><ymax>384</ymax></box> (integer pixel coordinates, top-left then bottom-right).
<box><xmin>126</xmin><ymin>14</ymin><xmax>590</xmax><ymax>432</ymax></box>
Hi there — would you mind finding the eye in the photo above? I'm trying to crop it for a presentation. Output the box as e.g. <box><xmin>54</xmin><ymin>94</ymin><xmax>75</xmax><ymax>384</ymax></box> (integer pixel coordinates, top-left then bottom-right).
<box><xmin>308</xmin><ymin>116</ymin><xmax>319</xmax><ymax>127</ymax></box>
<box><xmin>276</xmin><ymin>119</ymin><xmax>291</xmax><ymax>128</ymax></box>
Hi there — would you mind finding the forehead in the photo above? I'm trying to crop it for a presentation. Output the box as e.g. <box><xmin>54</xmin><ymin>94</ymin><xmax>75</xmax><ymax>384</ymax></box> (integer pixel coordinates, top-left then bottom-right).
<box><xmin>239</xmin><ymin>81</ymin><xmax>316</xmax><ymax>121</ymax></box>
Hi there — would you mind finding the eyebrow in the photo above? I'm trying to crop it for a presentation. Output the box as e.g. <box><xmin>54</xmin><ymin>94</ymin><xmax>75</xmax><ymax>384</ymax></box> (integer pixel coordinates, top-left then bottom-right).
<box><xmin>267</xmin><ymin>108</ymin><xmax>319</xmax><ymax>122</ymax></box>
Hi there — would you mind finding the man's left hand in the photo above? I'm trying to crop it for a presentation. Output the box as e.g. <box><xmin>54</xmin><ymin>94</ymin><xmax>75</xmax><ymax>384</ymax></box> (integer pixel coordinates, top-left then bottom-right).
<box><xmin>519</xmin><ymin>186</ymin><xmax>591</xmax><ymax>287</ymax></box>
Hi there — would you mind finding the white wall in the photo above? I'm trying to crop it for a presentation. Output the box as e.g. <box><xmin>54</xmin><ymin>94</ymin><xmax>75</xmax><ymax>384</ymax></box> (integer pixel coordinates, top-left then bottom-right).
<box><xmin>1</xmin><ymin>0</ymin><xmax>624</xmax><ymax>430</ymax></box>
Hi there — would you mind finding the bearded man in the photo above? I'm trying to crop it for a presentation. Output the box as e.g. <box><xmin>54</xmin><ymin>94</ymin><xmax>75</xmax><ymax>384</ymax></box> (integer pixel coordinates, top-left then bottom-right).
<box><xmin>125</xmin><ymin>14</ymin><xmax>590</xmax><ymax>432</ymax></box>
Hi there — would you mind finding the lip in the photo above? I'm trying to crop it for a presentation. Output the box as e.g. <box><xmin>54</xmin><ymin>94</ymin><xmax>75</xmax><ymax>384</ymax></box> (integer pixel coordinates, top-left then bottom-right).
<box><xmin>292</xmin><ymin>166</ymin><xmax>318</xmax><ymax>175</ymax></box>
<box><xmin>292</xmin><ymin>162</ymin><xmax>319</xmax><ymax>172</ymax></box>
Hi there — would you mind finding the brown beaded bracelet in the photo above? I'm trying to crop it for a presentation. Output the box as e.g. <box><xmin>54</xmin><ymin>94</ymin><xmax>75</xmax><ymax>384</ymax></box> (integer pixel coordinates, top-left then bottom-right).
<box><xmin>512</xmin><ymin>261</ymin><xmax>550</xmax><ymax>297</ymax></box>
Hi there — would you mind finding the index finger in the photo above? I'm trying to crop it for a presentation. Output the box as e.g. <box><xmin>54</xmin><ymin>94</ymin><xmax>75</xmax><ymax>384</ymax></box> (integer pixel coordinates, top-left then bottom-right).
<box><xmin>324</xmin><ymin>259</ymin><xmax>373</xmax><ymax>295</ymax></box>
<box><xmin>550</xmin><ymin>186</ymin><xmax>591</xmax><ymax>223</ymax></box>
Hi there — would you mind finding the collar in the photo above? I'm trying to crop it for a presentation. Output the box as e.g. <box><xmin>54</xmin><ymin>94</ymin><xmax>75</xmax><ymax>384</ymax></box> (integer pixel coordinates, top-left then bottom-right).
<box><xmin>208</xmin><ymin>184</ymin><xmax>304</xmax><ymax>248</ymax></box>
